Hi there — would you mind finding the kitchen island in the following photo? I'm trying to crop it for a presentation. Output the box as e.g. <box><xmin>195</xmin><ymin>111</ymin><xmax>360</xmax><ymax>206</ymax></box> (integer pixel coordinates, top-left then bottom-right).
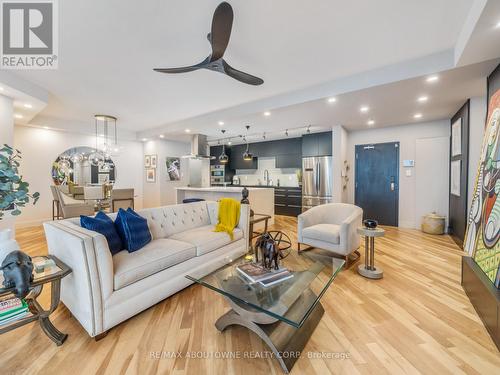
<box><xmin>176</xmin><ymin>186</ymin><xmax>274</xmax><ymax>227</ymax></box>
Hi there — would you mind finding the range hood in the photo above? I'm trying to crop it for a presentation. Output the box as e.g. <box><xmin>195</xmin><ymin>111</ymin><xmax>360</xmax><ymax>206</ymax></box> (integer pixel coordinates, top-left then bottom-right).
<box><xmin>182</xmin><ymin>134</ymin><xmax>215</xmax><ymax>159</ymax></box>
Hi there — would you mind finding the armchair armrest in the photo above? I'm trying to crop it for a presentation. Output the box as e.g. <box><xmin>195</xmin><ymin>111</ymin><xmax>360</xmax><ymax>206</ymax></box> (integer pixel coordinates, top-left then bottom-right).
<box><xmin>339</xmin><ymin>209</ymin><xmax>363</xmax><ymax>252</ymax></box>
<box><xmin>43</xmin><ymin>220</ymin><xmax>114</xmax><ymax>337</ymax></box>
<box><xmin>297</xmin><ymin>209</ymin><xmax>319</xmax><ymax>243</ymax></box>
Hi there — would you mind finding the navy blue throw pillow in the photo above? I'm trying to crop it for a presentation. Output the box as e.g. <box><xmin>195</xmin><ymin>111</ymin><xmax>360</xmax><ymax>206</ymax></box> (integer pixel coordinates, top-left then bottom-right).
<box><xmin>115</xmin><ymin>208</ymin><xmax>151</xmax><ymax>252</ymax></box>
<box><xmin>80</xmin><ymin>211</ymin><xmax>123</xmax><ymax>255</ymax></box>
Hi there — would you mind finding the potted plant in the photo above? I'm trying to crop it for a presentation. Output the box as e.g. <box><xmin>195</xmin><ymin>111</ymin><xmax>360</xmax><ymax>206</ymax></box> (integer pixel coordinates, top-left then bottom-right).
<box><xmin>0</xmin><ymin>144</ymin><xmax>39</xmax><ymax>219</ymax></box>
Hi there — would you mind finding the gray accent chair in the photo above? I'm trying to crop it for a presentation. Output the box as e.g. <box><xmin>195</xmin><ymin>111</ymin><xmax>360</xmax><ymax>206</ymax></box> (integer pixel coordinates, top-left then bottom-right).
<box><xmin>54</xmin><ymin>186</ymin><xmax>94</xmax><ymax>219</ymax></box>
<box><xmin>110</xmin><ymin>188</ymin><xmax>134</xmax><ymax>212</ymax></box>
<box><xmin>297</xmin><ymin>203</ymin><xmax>363</xmax><ymax>268</ymax></box>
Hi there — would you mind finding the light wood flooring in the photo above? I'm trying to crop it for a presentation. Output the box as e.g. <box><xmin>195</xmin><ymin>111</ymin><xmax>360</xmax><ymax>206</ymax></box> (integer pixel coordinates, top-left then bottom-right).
<box><xmin>1</xmin><ymin>216</ymin><xmax>500</xmax><ymax>374</ymax></box>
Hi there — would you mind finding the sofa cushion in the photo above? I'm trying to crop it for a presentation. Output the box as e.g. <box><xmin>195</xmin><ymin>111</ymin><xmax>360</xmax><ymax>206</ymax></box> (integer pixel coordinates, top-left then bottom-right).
<box><xmin>80</xmin><ymin>211</ymin><xmax>123</xmax><ymax>255</ymax></box>
<box><xmin>113</xmin><ymin>238</ymin><xmax>196</xmax><ymax>290</ymax></box>
<box><xmin>302</xmin><ymin>224</ymin><xmax>341</xmax><ymax>244</ymax></box>
<box><xmin>169</xmin><ymin>225</ymin><xmax>243</xmax><ymax>256</ymax></box>
<box><xmin>115</xmin><ymin>208</ymin><xmax>152</xmax><ymax>252</ymax></box>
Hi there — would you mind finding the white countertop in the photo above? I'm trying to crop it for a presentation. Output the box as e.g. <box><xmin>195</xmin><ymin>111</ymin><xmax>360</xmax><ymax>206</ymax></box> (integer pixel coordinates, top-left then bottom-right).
<box><xmin>176</xmin><ymin>186</ymin><xmax>273</xmax><ymax>192</ymax></box>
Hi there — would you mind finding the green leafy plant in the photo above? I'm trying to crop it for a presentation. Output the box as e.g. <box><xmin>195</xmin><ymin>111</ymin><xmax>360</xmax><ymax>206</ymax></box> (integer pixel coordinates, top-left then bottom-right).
<box><xmin>0</xmin><ymin>144</ymin><xmax>39</xmax><ymax>219</ymax></box>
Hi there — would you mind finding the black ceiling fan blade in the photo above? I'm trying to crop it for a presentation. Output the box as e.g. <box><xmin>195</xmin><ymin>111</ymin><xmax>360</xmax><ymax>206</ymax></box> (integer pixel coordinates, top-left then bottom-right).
<box><xmin>223</xmin><ymin>60</ymin><xmax>264</xmax><ymax>86</ymax></box>
<box><xmin>209</xmin><ymin>2</ymin><xmax>233</xmax><ymax>61</ymax></box>
<box><xmin>153</xmin><ymin>66</ymin><xmax>201</xmax><ymax>74</ymax></box>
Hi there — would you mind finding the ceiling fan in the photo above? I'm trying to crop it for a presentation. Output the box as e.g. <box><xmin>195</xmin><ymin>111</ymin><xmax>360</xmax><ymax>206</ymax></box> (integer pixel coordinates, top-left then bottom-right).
<box><xmin>154</xmin><ymin>2</ymin><xmax>264</xmax><ymax>86</ymax></box>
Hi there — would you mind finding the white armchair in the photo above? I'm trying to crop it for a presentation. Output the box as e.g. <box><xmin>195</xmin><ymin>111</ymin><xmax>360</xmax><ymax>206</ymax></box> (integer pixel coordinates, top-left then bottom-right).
<box><xmin>297</xmin><ymin>203</ymin><xmax>363</xmax><ymax>267</ymax></box>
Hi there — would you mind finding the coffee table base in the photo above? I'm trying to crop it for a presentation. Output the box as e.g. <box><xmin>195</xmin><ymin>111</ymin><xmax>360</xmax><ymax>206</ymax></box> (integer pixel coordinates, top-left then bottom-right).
<box><xmin>215</xmin><ymin>288</ymin><xmax>324</xmax><ymax>374</ymax></box>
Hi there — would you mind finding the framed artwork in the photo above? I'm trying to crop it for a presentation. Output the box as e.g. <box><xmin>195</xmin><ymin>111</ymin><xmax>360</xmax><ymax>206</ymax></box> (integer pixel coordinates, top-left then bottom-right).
<box><xmin>151</xmin><ymin>154</ymin><xmax>158</xmax><ymax>169</ymax></box>
<box><xmin>451</xmin><ymin>118</ymin><xmax>462</xmax><ymax>156</ymax></box>
<box><xmin>450</xmin><ymin>160</ymin><xmax>461</xmax><ymax>196</ymax></box>
<box><xmin>146</xmin><ymin>168</ymin><xmax>156</xmax><ymax>183</ymax></box>
<box><xmin>145</xmin><ymin>155</ymin><xmax>151</xmax><ymax>168</ymax></box>
<box><xmin>166</xmin><ymin>157</ymin><xmax>181</xmax><ymax>181</ymax></box>
<box><xmin>464</xmin><ymin>81</ymin><xmax>500</xmax><ymax>286</ymax></box>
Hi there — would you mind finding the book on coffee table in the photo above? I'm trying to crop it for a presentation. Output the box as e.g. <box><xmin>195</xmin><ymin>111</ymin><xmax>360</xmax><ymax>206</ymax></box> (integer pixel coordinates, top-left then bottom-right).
<box><xmin>236</xmin><ymin>263</ymin><xmax>292</xmax><ymax>285</ymax></box>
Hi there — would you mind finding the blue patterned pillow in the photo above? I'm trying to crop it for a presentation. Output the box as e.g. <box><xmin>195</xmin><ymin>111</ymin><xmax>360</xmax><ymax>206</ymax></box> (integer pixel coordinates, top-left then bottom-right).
<box><xmin>80</xmin><ymin>211</ymin><xmax>123</xmax><ymax>255</ymax></box>
<box><xmin>115</xmin><ymin>208</ymin><xmax>151</xmax><ymax>252</ymax></box>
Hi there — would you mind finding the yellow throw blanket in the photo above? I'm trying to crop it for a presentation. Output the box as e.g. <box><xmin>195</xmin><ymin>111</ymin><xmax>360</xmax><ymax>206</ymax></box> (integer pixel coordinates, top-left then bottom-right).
<box><xmin>214</xmin><ymin>198</ymin><xmax>241</xmax><ymax>240</ymax></box>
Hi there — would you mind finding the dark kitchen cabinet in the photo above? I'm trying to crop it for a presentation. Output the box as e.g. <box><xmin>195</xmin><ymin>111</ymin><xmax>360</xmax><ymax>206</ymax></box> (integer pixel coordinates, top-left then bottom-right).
<box><xmin>302</xmin><ymin>131</ymin><xmax>332</xmax><ymax>157</ymax></box>
<box><xmin>229</xmin><ymin>144</ymin><xmax>258</xmax><ymax>170</ymax></box>
<box><xmin>274</xmin><ymin>187</ymin><xmax>302</xmax><ymax>217</ymax></box>
<box><xmin>276</xmin><ymin>153</ymin><xmax>301</xmax><ymax>169</ymax></box>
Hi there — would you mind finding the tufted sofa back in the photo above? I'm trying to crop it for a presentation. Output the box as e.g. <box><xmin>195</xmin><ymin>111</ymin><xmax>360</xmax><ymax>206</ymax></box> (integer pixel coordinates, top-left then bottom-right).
<box><xmin>65</xmin><ymin>201</ymin><xmax>219</xmax><ymax>240</ymax></box>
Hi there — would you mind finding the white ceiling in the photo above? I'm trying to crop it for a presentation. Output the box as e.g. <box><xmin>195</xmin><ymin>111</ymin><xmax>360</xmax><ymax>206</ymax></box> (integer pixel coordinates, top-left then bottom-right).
<box><xmin>11</xmin><ymin>0</ymin><xmax>476</xmax><ymax>133</ymax></box>
<box><xmin>204</xmin><ymin>59</ymin><xmax>498</xmax><ymax>144</ymax></box>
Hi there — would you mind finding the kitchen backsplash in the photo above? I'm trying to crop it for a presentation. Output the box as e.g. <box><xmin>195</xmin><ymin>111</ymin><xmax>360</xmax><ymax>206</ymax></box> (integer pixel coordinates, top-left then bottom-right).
<box><xmin>235</xmin><ymin>157</ymin><xmax>300</xmax><ymax>187</ymax></box>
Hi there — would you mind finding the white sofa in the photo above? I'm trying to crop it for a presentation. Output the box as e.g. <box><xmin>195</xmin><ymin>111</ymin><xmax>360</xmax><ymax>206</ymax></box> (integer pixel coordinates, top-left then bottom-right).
<box><xmin>297</xmin><ymin>203</ymin><xmax>363</xmax><ymax>267</ymax></box>
<box><xmin>43</xmin><ymin>201</ymin><xmax>250</xmax><ymax>338</ymax></box>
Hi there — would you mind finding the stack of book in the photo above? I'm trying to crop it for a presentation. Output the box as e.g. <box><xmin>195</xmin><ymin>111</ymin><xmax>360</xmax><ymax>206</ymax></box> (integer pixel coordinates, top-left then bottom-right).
<box><xmin>0</xmin><ymin>297</ymin><xmax>29</xmax><ymax>326</ymax></box>
<box><xmin>237</xmin><ymin>263</ymin><xmax>293</xmax><ymax>287</ymax></box>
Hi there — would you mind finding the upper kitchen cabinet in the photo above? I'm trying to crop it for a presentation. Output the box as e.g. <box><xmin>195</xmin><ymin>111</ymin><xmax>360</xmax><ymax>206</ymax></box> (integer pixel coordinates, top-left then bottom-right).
<box><xmin>302</xmin><ymin>131</ymin><xmax>332</xmax><ymax>157</ymax></box>
<box><xmin>229</xmin><ymin>144</ymin><xmax>258</xmax><ymax>169</ymax></box>
<box><xmin>276</xmin><ymin>153</ymin><xmax>301</xmax><ymax>168</ymax></box>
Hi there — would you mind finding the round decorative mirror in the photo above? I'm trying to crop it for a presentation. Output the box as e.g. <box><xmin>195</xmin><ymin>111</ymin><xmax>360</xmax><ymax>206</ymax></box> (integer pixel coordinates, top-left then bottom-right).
<box><xmin>52</xmin><ymin>146</ymin><xmax>116</xmax><ymax>186</ymax></box>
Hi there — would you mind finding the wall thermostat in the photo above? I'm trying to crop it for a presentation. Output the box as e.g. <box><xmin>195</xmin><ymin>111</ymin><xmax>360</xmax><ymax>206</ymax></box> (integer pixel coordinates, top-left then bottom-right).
<box><xmin>403</xmin><ymin>160</ymin><xmax>415</xmax><ymax>167</ymax></box>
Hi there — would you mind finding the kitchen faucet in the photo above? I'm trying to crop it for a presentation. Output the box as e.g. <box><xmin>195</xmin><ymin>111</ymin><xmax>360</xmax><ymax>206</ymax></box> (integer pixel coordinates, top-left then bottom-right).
<box><xmin>264</xmin><ymin>169</ymin><xmax>269</xmax><ymax>186</ymax></box>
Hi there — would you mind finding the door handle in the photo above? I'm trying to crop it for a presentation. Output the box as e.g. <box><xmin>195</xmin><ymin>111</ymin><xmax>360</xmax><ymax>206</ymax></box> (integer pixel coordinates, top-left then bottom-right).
<box><xmin>390</xmin><ymin>176</ymin><xmax>395</xmax><ymax>191</ymax></box>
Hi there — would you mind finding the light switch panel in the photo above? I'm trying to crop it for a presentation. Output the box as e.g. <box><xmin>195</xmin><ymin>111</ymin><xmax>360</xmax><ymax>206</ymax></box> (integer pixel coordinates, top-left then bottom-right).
<box><xmin>405</xmin><ymin>169</ymin><xmax>412</xmax><ymax>177</ymax></box>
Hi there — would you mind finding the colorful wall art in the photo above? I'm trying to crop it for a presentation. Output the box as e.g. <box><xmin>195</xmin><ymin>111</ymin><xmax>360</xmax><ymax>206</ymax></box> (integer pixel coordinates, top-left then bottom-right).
<box><xmin>464</xmin><ymin>89</ymin><xmax>500</xmax><ymax>287</ymax></box>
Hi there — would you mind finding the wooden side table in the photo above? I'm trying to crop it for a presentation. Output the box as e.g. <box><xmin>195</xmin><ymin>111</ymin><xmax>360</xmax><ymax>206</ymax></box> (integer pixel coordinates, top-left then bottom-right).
<box><xmin>357</xmin><ymin>227</ymin><xmax>385</xmax><ymax>279</ymax></box>
<box><xmin>0</xmin><ymin>255</ymin><xmax>72</xmax><ymax>345</ymax></box>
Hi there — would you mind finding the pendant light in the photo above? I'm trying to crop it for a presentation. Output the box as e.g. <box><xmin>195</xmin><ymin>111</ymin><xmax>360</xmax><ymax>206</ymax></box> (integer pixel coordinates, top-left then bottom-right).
<box><xmin>219</xmin><ymin>129</ymin><xmax>229</xmax><ymax>164</ymax></box>
<box><xmin>243</xmin><ymin>125</ymin><xmax>253</xmax><ymax>161</ymax></box>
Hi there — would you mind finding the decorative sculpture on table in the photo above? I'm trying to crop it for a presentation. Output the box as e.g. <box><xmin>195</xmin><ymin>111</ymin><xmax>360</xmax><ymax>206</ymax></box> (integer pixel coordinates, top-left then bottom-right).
<box><xmin>241</xmin><ymin>187</ymin><xmax>254</xmax><ymax>217</ymax></box>
<box><xmin>363</xmin><ymin>219</ymin><xmax>378</xmax><ymax>229</ymax></box>
<box><xmin>464</xmin><ymin>83</ymin><xmax>500</xmax><ymax>288</ymax></box>
<box><xmin>1</xmin><ymin>251</ymin><xmax>34</xmax><ymax>298</ymax></box>
<box><xmin>255</xmin><ymin>233</ymin><xmax>279</xmax><ymax>270</ymax></box>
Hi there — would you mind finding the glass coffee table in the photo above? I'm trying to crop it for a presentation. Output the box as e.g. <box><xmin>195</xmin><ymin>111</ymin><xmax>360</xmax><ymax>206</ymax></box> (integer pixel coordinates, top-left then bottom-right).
<box><xmin>186</xmin><ymin>249</ymin><xmax>344</xmax><ymax>373</ymax></box>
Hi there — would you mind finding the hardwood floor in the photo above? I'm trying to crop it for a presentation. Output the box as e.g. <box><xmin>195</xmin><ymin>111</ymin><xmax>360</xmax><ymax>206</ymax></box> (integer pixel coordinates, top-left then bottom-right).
<box><xmin>2</xmin><ymin>216</ymin><xmax>500</xmax><ymax>374</ymax></box>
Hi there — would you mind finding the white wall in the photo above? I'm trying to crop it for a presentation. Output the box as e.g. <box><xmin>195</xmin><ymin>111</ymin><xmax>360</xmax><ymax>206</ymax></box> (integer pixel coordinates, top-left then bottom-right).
<box><xmin>0</xmin><ymin>95</ymin><xmax>15</xmax><ymax>235</ymax></box>
<box><xmin>142</xmin><ymin>139</ymin><xmax>191</xmax><ymax>208</ymax></box>
<box><xmin>13</xmin><ymin>125</ymin><xmax>144</xmax><ymax>227</ymax></box>
<box><xmin>332</xmin><ymin>125</ymin><xmax>348</xmax><ymax>203</ymax></box>
<box><xmin>346</xmin><ymin>120</ymin><xmax>450</xmax><ymax>228</ymax></box>
<box><xmin>468</xmin><ymin>96</ymin><xmax>487</xmax><ymax>215</ymax></box>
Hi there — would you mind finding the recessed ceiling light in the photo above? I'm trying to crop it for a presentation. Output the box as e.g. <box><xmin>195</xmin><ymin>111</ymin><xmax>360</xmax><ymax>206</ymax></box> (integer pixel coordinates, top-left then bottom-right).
<box><xmin>14</xmin><ymin>114</ymin><xmax>23</xmax><ymax>119</ymax></box>
<box><xmin>414</xmin><ymin>113</ymin><xmax>423</xmax><ymax>119</ymax></box>
<box><xmin>43</xmin><ymin>126</ymin><xmax>49</xmax><ymax>129</ymax></box>
<box><xmin>327</xmin><ymin>97</ymin><xmax>337</xmax><ymax>103</ymax></box>
<box><xmin>495</xmin><ymin>21</ymin><xmax>500</xmax><ymax>29</ymax></box>
<box><xmin>367</xmin><ymin>119</ymin><xmax>375</xmax><ymax>126</ymax></box>
<box><xmin>227</xmin><ymin>141</ymin><xmax>232</xmax><ymax>145</ymax></box>
<box><xmin>418</xmin><ymin>96</ymin><xmax>428</xmax><ymax>103</ymax></box>
<box><xmin>360</xmin><ymin>106</ymin><xmax>369</xmax><ymax>113</ymax></box>
<box><xmin>426</xmin><ymin>75</ymin><xmax>439</xmax><ymax>83</ymax></box>
<box><xmin>23</xmin><ymin>103</ymin><xmax>32</xmax><ymax>108</ymax></box>
<box><xmin>218</xmin><ymin>121</ymin><xmax>224</xmax><ymax>126</ymax></box>
<box><xmin>141</xmin><ymin>138</ymin><xmax>147</xmax><ymax>142</ymax></box>
<box><xmin>185</xmin><ymin>129</ymin><xmax>191</xmax><ymax>133</ymax></box>
<box><xmin>159</xmin><ymin>134</ymin><xmax>165</xmax><ymax>138</ymax></box>
<box><xmin>263</xmin><ymin>111</ymin><xmax>271</xmax><ymax>116</ymax></box>
<box><xmin>0</xmin><ymin>87</ymin><xmax>4</xmax><ymax>91</ymax></box>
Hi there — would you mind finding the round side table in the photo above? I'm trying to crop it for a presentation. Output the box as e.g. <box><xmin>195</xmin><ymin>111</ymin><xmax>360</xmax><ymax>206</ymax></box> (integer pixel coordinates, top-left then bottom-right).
<box><xmin>357</xmin><ymin>227</ymin><xmax>385</xmax><ymax>279</ymax></box>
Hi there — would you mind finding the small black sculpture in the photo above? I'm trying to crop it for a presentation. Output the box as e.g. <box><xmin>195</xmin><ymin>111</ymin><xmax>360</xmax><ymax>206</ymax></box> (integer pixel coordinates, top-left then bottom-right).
<box><xmin>255</xmin><ymin>233</ymin><xmax>279</xmax><ymax>270</ymax></box>
<box><xmin>1</xmin><ymin>251</ymin><xmax>34</xmax><ymax>298</ymax></box>
<box><xmin>363</xmin><ymin>219</ymin><xmax>378</xmax><ymax>229</ymax></box>
<box><xmin>241</xmin><ymin>187</ymin><xmax>254</xmax><ymax>217</ymax></box>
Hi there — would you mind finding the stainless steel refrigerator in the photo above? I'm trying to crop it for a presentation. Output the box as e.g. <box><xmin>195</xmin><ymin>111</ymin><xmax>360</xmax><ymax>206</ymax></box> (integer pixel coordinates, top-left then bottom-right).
<box><xmin>302</xmin><ymin>156</ymin><xmax>333</xmax><ymax>211</ymax></box>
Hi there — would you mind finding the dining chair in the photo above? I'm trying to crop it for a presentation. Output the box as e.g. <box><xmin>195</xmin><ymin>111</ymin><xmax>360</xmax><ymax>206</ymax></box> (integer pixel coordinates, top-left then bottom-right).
<box><xmin>110</xmin><ymin>188</ymin><xmax>135</xmax><ymax>212</ymax></box>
